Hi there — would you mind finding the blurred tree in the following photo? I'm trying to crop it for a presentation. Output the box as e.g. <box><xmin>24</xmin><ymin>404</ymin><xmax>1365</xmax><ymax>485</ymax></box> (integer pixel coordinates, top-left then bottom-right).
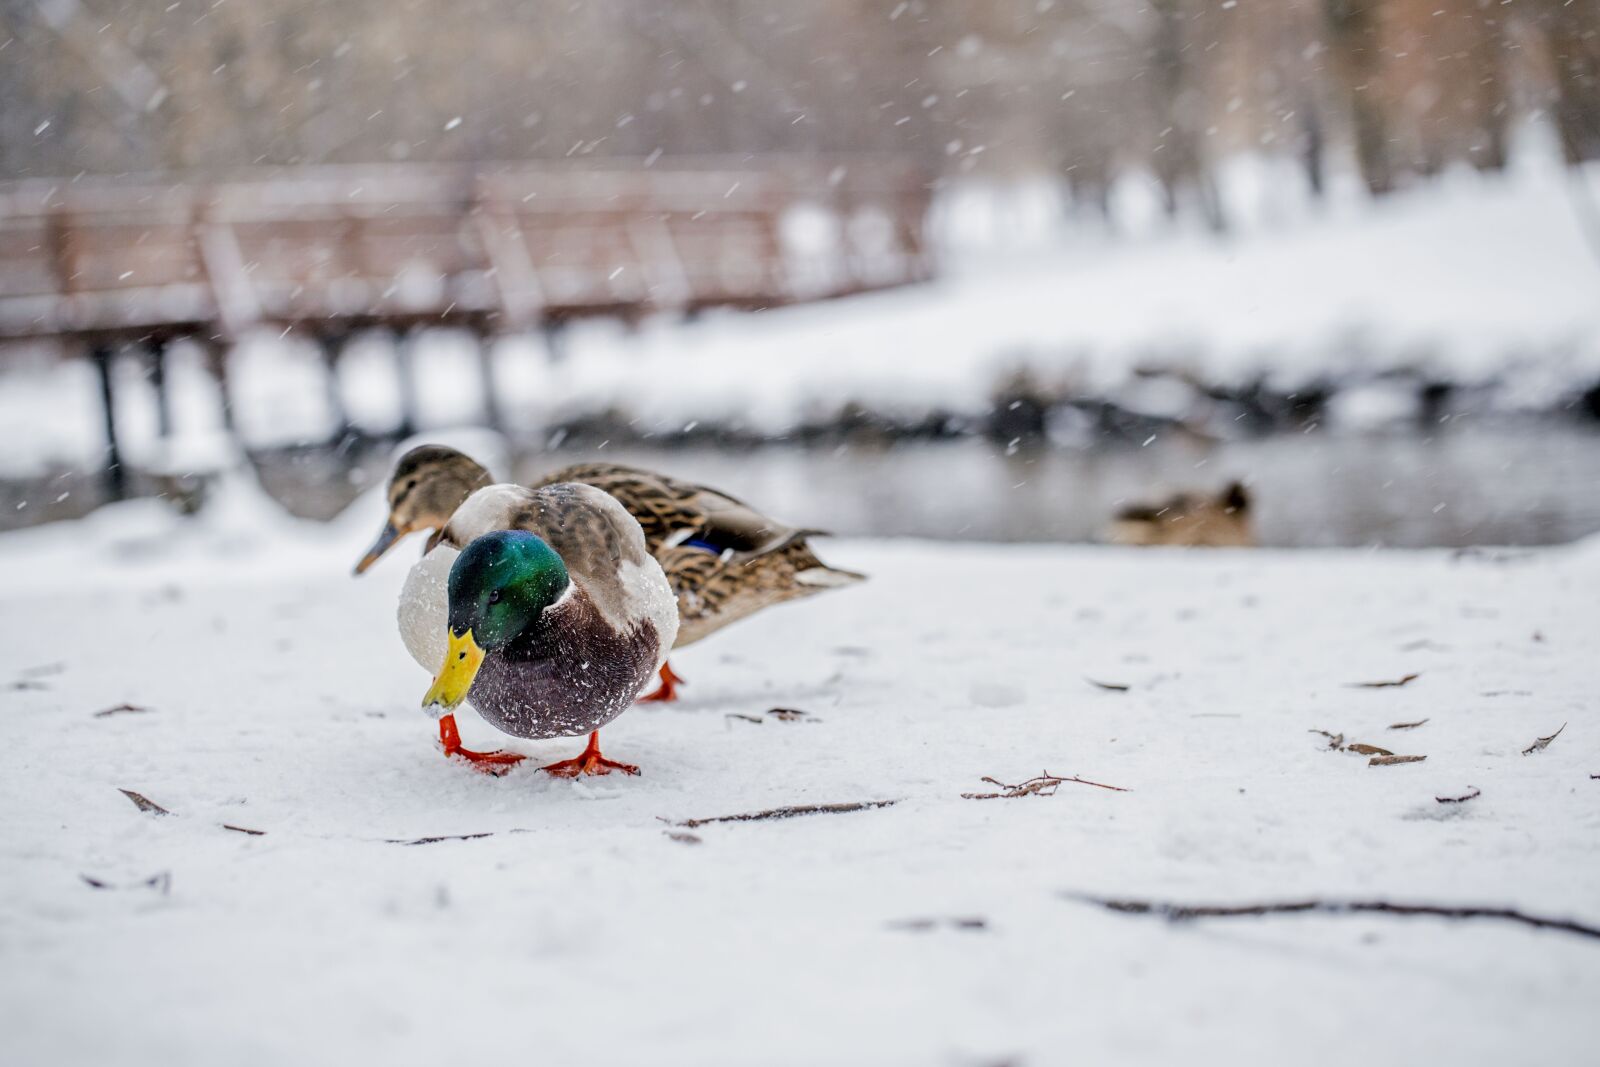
<box><xmin>1</xmin><ymin>0</ymin><xmax>1593</xmax><ymax>217</ymax></box>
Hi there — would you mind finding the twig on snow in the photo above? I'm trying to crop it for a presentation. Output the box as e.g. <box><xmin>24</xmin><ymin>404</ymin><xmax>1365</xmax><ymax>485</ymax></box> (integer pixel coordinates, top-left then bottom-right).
<box><xmin>1085</xmin><ymin>678</ymin><xmax>1130</xmax><ymax>692</ymax></box>
<box><xmin>81</xmin><ymin>871</ymin><xmax>171</xmax><ymax>894</ymax></box>
<box><xmin>1388</xmin><ymin>718</ymin><xmax>1429</xmax><ymax>730</ymax></box>
<box><xmin>387</xmin><ymin>832</ymin><xmax>496</xmax><ymax>846</ymax></box>
<box><xmin>662</xmin><ymin>799</ymin><xmax>900</xmax><ymax>829</ymax></box>
<box><xmin>1435</xmin><ymin>788</ymin><xmax>1480</xmax><ymax>804</ymax></box>
<box><xmin>1069</xmin><ymin>893</ymin><xmax>1600</xmax><ymax>940</ymax></box>
<box><xmin>94</xmin><ymin>703</ymin><xmax>151</xmax><ymax>718</ymax></box>
<box><xmin>888</xmin><ymin>916</ymin><xmax>988</xmax><ymax>932</ymax></box>
<box><xmin>1348</xmin><ymin>673</ymin><xmax>1420</xmax><ymax>689</ymax></box>
<box><xmin>962</xmin><ymin>771</ymin><xmax>1129</xmax><ymax>799</ymax></box>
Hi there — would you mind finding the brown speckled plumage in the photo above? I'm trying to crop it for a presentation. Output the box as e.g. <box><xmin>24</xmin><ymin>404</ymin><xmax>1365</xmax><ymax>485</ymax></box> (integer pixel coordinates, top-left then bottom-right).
<box><xmin>385</xmin><ymin>448</ymin><xmax>864</xmax><ymax>649</ymax></box>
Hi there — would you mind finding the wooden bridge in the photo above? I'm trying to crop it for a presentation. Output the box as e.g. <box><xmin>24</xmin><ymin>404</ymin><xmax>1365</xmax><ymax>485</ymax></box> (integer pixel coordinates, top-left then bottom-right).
<box><xmin>0</xmin><ymin>157</ymin><xmax>934</xmax><ymax>496</ymax></box>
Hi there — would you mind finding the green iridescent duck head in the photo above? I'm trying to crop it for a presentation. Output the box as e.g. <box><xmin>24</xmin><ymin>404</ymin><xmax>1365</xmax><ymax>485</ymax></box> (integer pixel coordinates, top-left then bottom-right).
<box><xmin>422</xmin><ymin>530</ymin><xmax>571</xmax><ymax>710</ymax></box>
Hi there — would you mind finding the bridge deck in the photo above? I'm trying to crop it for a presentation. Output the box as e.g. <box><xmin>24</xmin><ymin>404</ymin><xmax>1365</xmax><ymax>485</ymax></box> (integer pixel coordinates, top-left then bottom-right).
<box><xmin>0</xmin><ymin>159</ymin><xmax>934</xmax><ymax>344</ymax></box>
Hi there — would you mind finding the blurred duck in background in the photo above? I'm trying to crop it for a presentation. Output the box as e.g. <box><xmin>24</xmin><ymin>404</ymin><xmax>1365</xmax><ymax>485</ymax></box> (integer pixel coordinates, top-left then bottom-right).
<box><xmin>1106</xmin><ymin>481</ymin><xmax>1256</xmax><ymax>548</ymax></box>
<box><xmin>357</xmin><ymin>444</ymin><xmax>864</xmax><ymax>701</ymax></box>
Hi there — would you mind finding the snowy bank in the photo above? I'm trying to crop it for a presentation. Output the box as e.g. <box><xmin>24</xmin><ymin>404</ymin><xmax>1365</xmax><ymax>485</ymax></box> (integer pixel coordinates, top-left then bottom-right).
<box><xmin>1</xmin><ymin>493</ymin><xmax>1596</xmax><ymax>1065</ymax></box>
<box><xmin>3</xmin><ymin>159</ymin><xmax>1599</xmax><ymax>478</ymax></box>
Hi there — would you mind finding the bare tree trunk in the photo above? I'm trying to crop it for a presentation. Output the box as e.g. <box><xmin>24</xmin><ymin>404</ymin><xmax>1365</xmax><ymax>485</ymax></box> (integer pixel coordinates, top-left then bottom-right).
<box><xmin>1324</xmin><ymin>0</ymin><xmax>1393</xmax><ymax>195</ymax></box>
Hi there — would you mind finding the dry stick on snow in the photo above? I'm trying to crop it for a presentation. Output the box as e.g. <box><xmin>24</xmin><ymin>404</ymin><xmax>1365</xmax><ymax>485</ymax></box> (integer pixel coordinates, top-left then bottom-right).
<box><xmin>94</xmin><ymin>702</ymin><xmax>151</xmax><ymax>718</ymax></box>
<box><xmin>888</xmin><ymin>916</ymin><xmax>988</xmax><ymax>932</ymax></box>
<box><xmin>1388</xmin><ymin>718</ymin><xmax>1430</xmax><ymax>730</ymax></box>
<box><xmin>962</xmin><ymin>772</ymin><xmax>1129</xmax><ymax>799</ymax></box>
<box><xmin>222</xmin><ymin>824</ymin><xmax>266</xmax><ymax>836</ymax></box>
<box><xmin>1523</xmin><ymin>723</ymin><xmax>1567</xmax><ymax>756</ymax></box>
<box><xmin>1436</xmin><ymin>788</ymin><xmax>1481</xmax><ymax>804</ymax></box>
<box><xmin>1085</xmin><ymin>678</ymin><xmax>1131</xmax><ymax>692</ymax></box>
<box><xmin>662</xmin><ymin>799</ymin><xmax>901</xmax><ymax>829</ymax></box>
<box><xmin>1070</xmin><ymin>894</ymin><xmax>1600</xmax><ymax>941</ymax></box>
<box><xmin>81</xmin><ymin>872</ymin><xmax>171</xmax><ymax>894</ymax></box>
<box><xmin>1348</xmin><ymin>672</ymin><xmax>1421</xmax><ymax>689</ymax></box>
<box><xmin>118</xmin><ymin>788</ymin><xmax>173</xmax><ymax>816</ymax></box>
<box><xmin>387</xmin><ymin>832</ymin><xmax>496</xmax><ymax>846</ymax></box>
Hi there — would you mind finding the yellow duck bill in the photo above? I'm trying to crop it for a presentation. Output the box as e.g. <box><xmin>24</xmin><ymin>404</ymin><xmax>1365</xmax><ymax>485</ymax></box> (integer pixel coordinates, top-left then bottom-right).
<box><xmin>354</xmin><ymin>520</ymin><xmax>404</xmax><ymax>575</ymax></box>
<box><xmin>423</xmin><ymin>629</ymin><xmax>486</xmax><ymax>710</ymax></box>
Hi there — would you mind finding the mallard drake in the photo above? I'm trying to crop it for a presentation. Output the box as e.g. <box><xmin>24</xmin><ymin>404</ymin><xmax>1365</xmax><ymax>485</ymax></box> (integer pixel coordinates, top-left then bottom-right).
<box><xmin>1106</xmin><ymin>481</ymin><xmax>1256</xmax><ymax>547</ymax></box>
<box><xmin>358</xmin><ymin>444</ymin><xmax>863</xmax><ymax>700</ymax></box>
<box><xmin>404</xmin><ymin>482</ymin><xmax>679</xmax><ymax>774</ymax></box>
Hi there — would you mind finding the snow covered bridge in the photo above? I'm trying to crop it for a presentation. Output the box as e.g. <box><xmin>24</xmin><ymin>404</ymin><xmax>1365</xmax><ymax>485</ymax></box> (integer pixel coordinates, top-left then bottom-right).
<box><xmin>0</xmin><ymin>158</ymin><xmax>933</xmax><ymax>494</ymax></box>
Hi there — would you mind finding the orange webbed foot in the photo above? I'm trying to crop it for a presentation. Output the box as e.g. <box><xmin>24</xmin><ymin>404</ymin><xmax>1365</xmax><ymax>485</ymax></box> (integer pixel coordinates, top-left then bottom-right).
<box><xmin>637</xmin><ymin>661</ymin><xmax>685</xmax><ymax>703</ymax></box>
<box><xmin>540</xmin><ymin>731</ymin><xmax>640</xmax><ymax>778</ymax></box>
<box><xmin>438</xmin><ymin>714</ymin><xmax>526</xmax><ymax>775</ymax></box>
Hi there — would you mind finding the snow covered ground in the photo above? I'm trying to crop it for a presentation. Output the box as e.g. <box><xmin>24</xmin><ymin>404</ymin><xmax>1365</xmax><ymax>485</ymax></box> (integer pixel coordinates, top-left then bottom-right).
<box><xmin>2</xmin><ymin>478</ymin><xmax>1597</xmax><ymax>1065</ymax></box>
<box><xmin>3</xmin><ymin>155</ymin><xmax>1598</xmax><ymax>478</ymax></box>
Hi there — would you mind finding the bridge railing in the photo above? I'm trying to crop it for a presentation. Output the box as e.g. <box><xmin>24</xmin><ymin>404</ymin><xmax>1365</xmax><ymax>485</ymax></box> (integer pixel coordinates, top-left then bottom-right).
<box><xmin>0</xmin><ymin>158</ymin><xmax>934</xmax><ymax>343</ymax></box>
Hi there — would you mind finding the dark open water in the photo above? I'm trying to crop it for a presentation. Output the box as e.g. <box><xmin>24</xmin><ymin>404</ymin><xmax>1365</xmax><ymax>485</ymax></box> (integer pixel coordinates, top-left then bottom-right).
<box><xmin>5</xmin><ymin>422</ymin><xmax>1598</xmax><ymax>548</ymax></box>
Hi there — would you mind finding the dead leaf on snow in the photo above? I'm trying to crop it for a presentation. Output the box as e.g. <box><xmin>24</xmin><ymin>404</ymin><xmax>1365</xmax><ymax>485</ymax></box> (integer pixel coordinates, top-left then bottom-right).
<box><xmin>1310</xmin><ymin>729</ymin><xmax>1347</xmax><ymax>751</ymax></box>
<box><xmin>1347</xmin><ymin>743</ymin><xmax>1394</xmax><ymax>757</ymax></box>
<box><xmin>1369</xmin><ymin>754</ymin><xmax>1427</xmax><ymax>767</ymax></box>
<box><xmin>1522</xmin><ymin>723</ymin><xmax>1566</xmax><ymax>756</ymax></box>
<box><xmin>118</xmin><ymin>788</ymin><xmax>172</xmax><ymax>816</ymax></box>
<box><xmin>1348</xmin><ymin>673</ymin><xmax>1420</xmax><ymax>689</ymax></box>
<box><xmin>1388</xmin><ymin>718</ymin><xmax>1429</xmax><ymax>730</ymax></box>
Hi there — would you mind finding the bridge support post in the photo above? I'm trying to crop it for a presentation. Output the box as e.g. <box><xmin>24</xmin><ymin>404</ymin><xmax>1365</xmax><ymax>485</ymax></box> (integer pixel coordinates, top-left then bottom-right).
<box><xmin>394</xmin><ymin>329</ymin><xmax>420</xmax><ymax>439</ymax></box>
<box><xmin>201</xmin><ymin>337</ymin><xmax>235</xmax><ymax>428</ymax></box>
<box><xmin>540</xmin><ymin>321</ymin><xmax>568</xmax><ymax>365</ymax></box>
<box><xmin>476</xmin><ymin>332</ymin><xmax>503</xmax><ymax>432</ymax></box>
<box><xmin>148</xmin><ymin>337</ymin><xmax>173</xmax><ymax>438</ymax></box>
<box><xmin>200</xmin><ymin>337</ymin><xmax>236</xmax><ymax>433</ymax></box>
<box><xmin>90</xmin><ymin>343</ymin><xmax>126</xmax><ymax>501</ymax></box>
<box><xmin>317</xmin><ymin>331</ymin><xmax>353</xmax><ymax>442</ymax></box>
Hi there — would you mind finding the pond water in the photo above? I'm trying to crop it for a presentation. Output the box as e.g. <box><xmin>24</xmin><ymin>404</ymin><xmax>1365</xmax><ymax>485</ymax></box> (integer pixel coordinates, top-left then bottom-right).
<box><xmin>5</xmin><ymin>422</ymin><xmax>1598</xmax><ymax>548</ymax></box>
<box><xmin>250</xmin><ymin>422</ymin><xmax>1600</xmax><ymax>549</ymax></box>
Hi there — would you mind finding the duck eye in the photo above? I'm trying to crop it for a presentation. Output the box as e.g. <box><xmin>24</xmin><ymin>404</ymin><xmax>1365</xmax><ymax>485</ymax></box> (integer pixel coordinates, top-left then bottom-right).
<box><xmin>486</xmin><ymin>589</ymin><xmax>502</xmax><ymax>606</ymax></box>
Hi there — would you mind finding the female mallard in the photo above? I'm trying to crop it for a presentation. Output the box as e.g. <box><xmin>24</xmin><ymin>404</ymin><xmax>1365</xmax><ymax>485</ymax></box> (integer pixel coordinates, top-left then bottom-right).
<box><xmin>358</xmin><ymin>444</ymin><xmax>862</xmax><ymax>701</ymax></box>
<box><xmin>1105</xmin><ymin>481</ymin><xmax>1256</xmax><ymax>548</ymax></box>
<box><xmin>403</xmin><ymin>482</ymin><xmax>679</xmax><ymax>775</ymax></box>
